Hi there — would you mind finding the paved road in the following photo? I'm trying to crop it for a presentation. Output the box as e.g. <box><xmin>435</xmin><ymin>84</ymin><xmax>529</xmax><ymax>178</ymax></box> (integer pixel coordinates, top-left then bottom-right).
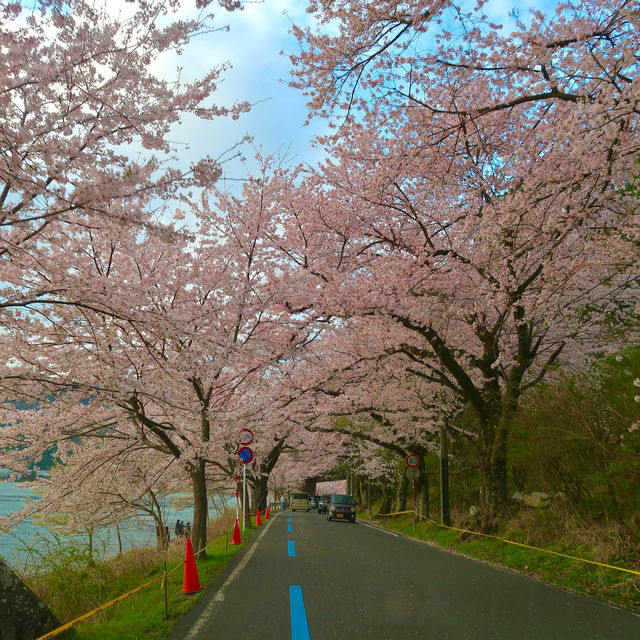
<box><xmin>170</xmin><ymin>511</ymin><xmax>640</xmax><ymax>639</ymax></box>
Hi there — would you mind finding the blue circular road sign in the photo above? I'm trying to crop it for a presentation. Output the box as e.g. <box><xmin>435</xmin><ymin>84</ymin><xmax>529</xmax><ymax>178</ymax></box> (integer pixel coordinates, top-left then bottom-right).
<box><xmin>238</xmin><ymin>446</ymin><xmax>254</xmax><ymax>464</ymax></box>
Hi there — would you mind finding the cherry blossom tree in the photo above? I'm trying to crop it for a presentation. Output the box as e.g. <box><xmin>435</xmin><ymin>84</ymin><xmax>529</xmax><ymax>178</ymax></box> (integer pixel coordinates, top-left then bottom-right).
<box><xmin>0</xmin><ymin>0</ymin><xmax>249</xmax><ymax>332</ymax></box>
<box><xmin>0</xmin><ymin>158</ymin><xmax>319</xmax><ymax>555</ymax></box>
<box><xmin>276</xmin><ymin>314</ymin><xmax>468</xmax><ymax>516</ymax></box>
<box><xmin>21</xmin><ymin>443</ymin><xmax>184</xmax><ymax>554</ymax></box>
<box><xmin>0</xmin><ymin>1</ymin><xmax>251</xmax><ymax>591</ymax></box>
<box><xmin>279</xmin><ymin>0</ymin><xmax>640</xmax><ymax>521</ymax></box>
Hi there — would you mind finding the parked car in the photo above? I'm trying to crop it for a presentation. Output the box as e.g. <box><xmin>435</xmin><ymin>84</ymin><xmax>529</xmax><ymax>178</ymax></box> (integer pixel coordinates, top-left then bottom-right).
<box><xmin>317</xmin><ymin>494</ymin><xmax>332</xmax><ymax>514</ymax></box>
<box><xmin>291</xmin><ymin>492</ymin><xmax>310</xmax><ymax>511</ymax></box>
<box><xmin>308</xmin><ymin>496</ymin><xmax>317</xmax><ymax>509</ymax></box>
<box><xmin>327</xmin><ymin>494</ymin><xmax>356</xmax><ymax>523</ymax></box>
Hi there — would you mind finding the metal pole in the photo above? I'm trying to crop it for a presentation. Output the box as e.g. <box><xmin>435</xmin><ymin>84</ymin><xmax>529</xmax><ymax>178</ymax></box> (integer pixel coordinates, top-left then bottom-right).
<box><xmin>235</xmin><ymin>473</ymin><xmax>239</xmax><ymax>523</ymax></box>
<box><xmin>242</xmin><ymin>465</ymin><xmax>246</xmax><ymax>532</ymax></box>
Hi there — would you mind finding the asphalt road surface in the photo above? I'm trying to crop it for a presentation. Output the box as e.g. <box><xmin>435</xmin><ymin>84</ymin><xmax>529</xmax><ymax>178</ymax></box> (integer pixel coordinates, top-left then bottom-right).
<box><xmin>169</xmin><ymin>510</ymin><xmax>640</xmax><ymax>639</ymax></box>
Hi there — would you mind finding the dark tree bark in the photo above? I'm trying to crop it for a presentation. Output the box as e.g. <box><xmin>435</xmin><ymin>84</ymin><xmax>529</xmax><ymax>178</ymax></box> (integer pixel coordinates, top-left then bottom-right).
<box><xmin>251</xmin><ymin>474</ymin><xmax>269</xmax><ymax>513</ymax></box>
<box><xmin>380</xmin><ymin>480</ymin><xmax>392</xmax><ymax>514</ymax></box>
<box><xmin>416</xmin><ymin>457</ymin><xmax>429</xmax><ymax>519</ymax></box>
<box><xmin>440</xmin><ymin>424</ymin><xmax>451</xmax><ymax>526</ymax></box>
<box><xmin>395</xmin><ymin>471</ymin><xmax>409</xmax><ymax>512</ymax></box>
<box><xmin>191</xmin><ymin>459</ymin><xmax>208</xmax><ymax>557</ymax></box>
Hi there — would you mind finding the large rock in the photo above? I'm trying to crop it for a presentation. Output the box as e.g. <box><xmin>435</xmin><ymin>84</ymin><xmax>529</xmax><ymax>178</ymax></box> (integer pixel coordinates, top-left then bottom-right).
<box><xmin>0</xmin><ymin>559</ymin><xmax>60</xmax><ymax>640</ymax></box>
<box><xmin>511</xmin><ymin>491</ymin><xmax>551</xmax><ymax>507</ymax></box>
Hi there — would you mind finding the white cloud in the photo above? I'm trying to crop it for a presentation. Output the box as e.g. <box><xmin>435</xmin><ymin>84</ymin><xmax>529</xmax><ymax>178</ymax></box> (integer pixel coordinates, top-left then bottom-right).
<box><xmin>146</xmin><ymin>0</ymin><xmax>326</xmax><ymax>181</ymax></box>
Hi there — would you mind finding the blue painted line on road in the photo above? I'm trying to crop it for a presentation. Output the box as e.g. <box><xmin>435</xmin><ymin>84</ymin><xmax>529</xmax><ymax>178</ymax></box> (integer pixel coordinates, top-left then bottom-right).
<box><xmin>289</xmin><ymin>585</ymin><xmax>311</xmax><ymax>640</ymax></box>
<box><xmin>288</xmin><ymin>524</ymin><xmax>292</xmax><ymax>533</ymax></box>
<box><xmin>288</xmin><ymin>517</ymin><xmax>292</xmax><ymax>523</ymax></box>
<box><xmin>288</xmin><ymin>541</ymin><xmax>296</xmax><ymax>557</ymax></box>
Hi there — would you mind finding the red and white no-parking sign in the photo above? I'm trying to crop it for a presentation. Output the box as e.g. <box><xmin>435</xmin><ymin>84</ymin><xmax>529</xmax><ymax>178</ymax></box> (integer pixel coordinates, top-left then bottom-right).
<box><xmin>405</xmin><ymin>453</ymin><xmax>420</xmax><ymax>468</ymax></box>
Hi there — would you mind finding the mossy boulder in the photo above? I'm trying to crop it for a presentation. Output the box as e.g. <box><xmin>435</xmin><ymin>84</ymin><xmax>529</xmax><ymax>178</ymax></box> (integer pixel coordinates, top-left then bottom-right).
<box><xmin>0</xmin><ymin>559</ymin><xmax>60</xmax><ymax>640</ymax></box>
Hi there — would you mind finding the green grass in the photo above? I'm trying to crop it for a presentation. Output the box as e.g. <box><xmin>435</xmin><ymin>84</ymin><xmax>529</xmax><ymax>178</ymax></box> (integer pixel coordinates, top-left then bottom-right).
<box><xmin>370</xmin><ymin>515</ymin><xmax>640</xmax><ymax>611</ymax></box>
<box><xmin>51</xmin><ymin>525</ymin><xmax>258</xmax><ymax>640</ymax></box>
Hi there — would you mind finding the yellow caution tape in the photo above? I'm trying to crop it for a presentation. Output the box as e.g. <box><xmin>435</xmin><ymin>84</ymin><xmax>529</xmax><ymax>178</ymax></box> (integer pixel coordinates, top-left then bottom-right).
<box><xmin>376</xmin><ymin>510</ymin><xmax>640</xmax><ymax>577</ymax></box>
<box><xmin>35</xmin><ymin>528</ymin><xmax>238</xmax><ymax>640</ymax></box>
<box><xmin>35</xmin><ymin>577</ymin><xmax>161</xmax><ymax>640</ymax></box>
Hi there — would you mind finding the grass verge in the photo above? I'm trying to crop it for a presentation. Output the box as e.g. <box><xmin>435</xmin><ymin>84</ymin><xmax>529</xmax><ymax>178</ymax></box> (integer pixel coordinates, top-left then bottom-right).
<box><xmin>368</xmin><ymin>514</ymin><xmax>640</xmax><ymax>611</ymax></box>
<box><xmin>24</xmin><ymin>514</ymin><xmax>259</xmax><ymax>640</ymax></box>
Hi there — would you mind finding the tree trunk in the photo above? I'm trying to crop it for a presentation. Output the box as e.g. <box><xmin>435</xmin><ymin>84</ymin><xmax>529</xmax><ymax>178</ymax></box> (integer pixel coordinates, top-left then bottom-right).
<box><xmin>87</xmin><ymin>526</ymin><xmax>94</xmax><ymax>564</ymax></box>
<box><xmin>489</xmin><ymin>359</ymin><xmax>525</xmax><ymax>514</ymax></box>
<box><xmin>153</xmin><ymin>513</ymin><xmax>166</xmax><ymax>551</ymax></box>
<box><xmin>380</xmin><ymin>481</ymin><xmax>392</xmax><ymax>514</ymax></box>
<box><xmin>418</xmin><ymin>470</ymin><xmax>429</xmax><ymax>519</ymax></box>
<box><xmin>440</xmin><ymin>424</ymin><xmax>451</xmax><ymax>526</ymax></box>
<box><xmin>357</xmin><ymin>476</ymin><xmax>366</xmax><ymax>506</ymax></box>
<box><xmin>252</xmin><ymin>474</ymin><xmax>269</xmax><ymax>513</ymax></box>
<box><xmin>191</xmin><ymin>459</ymin><xmax>208</xmax><ymax>558</ymax></box>
<box><xmin>474</xmin><ymin>396</ymin><xmax>504</xmax><ymax>526</ymax></box>
<box><xmin>248</xmin><ymin>436</ymin><xmax>289</xmax><ymax>518</ymax></box>
<box><xmin>491</xmin><ymin>424</ymin><xmax>509</xmax><ymax>505</ymax></box>
<box><xmin>478</xmin><ymin>448</ymin><xmax>494</xmax><ymax>524</ymax></box>
<box><xmin>396</xmin><ymin>472</ymin><xmax>409</xmax><ymax>512</ymax></box>
<box><xmin>351</xmin><ymin>474</ymin><xmax>360</xmax><ymax>503</ymax></box>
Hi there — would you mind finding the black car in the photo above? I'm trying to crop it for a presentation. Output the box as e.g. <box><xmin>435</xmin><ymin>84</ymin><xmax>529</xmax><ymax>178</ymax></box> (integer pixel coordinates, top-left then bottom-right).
<box><xmin>327</xmin><ymin>494</ymin><xmax>356</xmax><ymax>523</ymax></box>
<box><xmin>317</xmin><ymin>494</ymin><xmax>332</xmax><ymax>514</ymax></box>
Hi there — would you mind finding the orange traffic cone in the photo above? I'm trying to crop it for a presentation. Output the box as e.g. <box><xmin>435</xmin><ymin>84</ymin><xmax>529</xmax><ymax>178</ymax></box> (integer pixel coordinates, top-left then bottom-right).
<box><xmin>181</xmin><ymin>538</ymin><xmax>202</xmax><ymax>594</ymax></box>
<box><xmin>232</xmin><ymin>517</ymin><xmax>242</xmax><ymax>545</ymax></box>
<box><xmin>265</xmin><ymin>505</ymin><xmax>270</xmax><ymax>519</ymax></box>
<box><xmin>256</xmin><ymin>509</ymin><xmax>263</xmax><ymax>526</ymax></box>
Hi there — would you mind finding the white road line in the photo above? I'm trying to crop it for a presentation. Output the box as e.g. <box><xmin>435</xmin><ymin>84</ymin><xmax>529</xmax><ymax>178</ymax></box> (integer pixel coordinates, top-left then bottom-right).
<box><xmin>359</xmin><ymin>521</ymin><xmax>399</xmax><ymax>537</ymax></box>
<box><xmin>183</xmin><ymin>514</ymin><xmax>278</xmax><ymax>639</ymax></box>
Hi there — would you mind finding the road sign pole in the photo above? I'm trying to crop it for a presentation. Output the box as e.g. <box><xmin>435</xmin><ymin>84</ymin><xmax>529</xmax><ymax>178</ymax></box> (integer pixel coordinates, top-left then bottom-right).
<box><xmin>235</xmin><ymin>473</ymin><xmax>239</xmax><ymax>522</ymax></box>
<box><xmin>242</xmin><ymin>465</ymin><xmax>246</xmax><ymax>532</ymax></box>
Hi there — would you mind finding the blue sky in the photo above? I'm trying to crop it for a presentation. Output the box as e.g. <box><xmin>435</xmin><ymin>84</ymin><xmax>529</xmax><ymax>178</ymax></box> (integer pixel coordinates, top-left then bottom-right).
<box><xmin>147</xmin><ymin>0</ymin><xmax>329</xmax><ymax>186</ymax></box>
<box><xmin>144</xmin><ymin>0</ymin><xmax>560</xmax><ymax>187</ymax></box>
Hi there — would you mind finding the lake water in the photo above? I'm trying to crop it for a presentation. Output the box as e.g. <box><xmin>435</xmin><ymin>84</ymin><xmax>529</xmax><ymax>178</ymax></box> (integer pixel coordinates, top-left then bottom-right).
<box><xmin>0</xmin><ymin>481</ymin><xmax>233</xmax><ymax>571</ymax></box>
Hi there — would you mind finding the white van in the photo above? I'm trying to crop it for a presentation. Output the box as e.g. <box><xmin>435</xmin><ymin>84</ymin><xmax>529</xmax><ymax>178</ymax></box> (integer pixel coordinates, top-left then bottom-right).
<box><xmin>291</xmin><ymin>492</ymin><xmax>310</xmax><ymax>511</ymax></box>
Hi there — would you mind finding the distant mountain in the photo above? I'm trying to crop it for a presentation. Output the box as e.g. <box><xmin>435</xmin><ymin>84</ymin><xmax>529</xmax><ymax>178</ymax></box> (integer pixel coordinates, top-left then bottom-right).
<box><xmin>1</xmin><ymin>395</ymin><xmax>59</xmax><ymax>472</ymax></box>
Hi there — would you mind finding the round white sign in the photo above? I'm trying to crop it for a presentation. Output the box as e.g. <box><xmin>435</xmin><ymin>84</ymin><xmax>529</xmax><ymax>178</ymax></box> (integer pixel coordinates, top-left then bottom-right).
<box><xmin>405</xmin><ymin>453</ymin><xmax>420</xmax><ymax>468</ymax></box>
<box><xmin>238</xmin><ymin>428</ymin><xmax>254</xmax><ymax>445</ymax></box>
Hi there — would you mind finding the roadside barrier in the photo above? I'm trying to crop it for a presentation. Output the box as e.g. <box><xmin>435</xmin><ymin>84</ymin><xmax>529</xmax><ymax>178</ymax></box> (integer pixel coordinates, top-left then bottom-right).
<box><xmin>232</xmin><ymin>517</ymin><xmax>242</xmax><ymax>544</ymax></box>
<box><xmin>181</xmin><ymin>538</ymin><xmax>203</xmax><ymax>594</ymax></box>
<box><xmin>373</xmin><ymin>510</ymin><xmax>640</xmax><ymax>577</ymax></box>
<box><xmin>34</xmin><ymin>521</ymin><xmax>241</xmax><ymax>640</ymax></box>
